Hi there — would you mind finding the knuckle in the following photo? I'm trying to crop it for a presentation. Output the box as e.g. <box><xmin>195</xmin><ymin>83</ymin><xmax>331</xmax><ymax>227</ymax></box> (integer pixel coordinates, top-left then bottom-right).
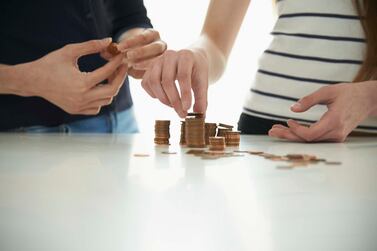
<box><xmin>140</xmin><ymin>33</ymin><xmax>149</xmax><ymax>43</ymax></box>
<box><xmin>300</xmin><ymin>96</ymin><xmax>312</xmax><ymax>105</ymax></box>
<box><xmin>177</xmin><ymin>72</ymin><xmax>189</xmax><ymax>82</ymax></box>
<box><xmin>165</xmin><ymin>50</ymin><xmax>176</xmax><ymax>57</ymax></box>
<box><xmin>88</xmin><ymin>40</ymin><xmax>101</xmax><ymax>49</ymax></box>
<box><xmin>152</xmin><ymin>30</ymin><xmax>160</xmax><ymax>39</ymax></box>
<box><xmin>180</xmin><ymin>49</ymin><xmax>194</xmax><ymax>58</ymax></box>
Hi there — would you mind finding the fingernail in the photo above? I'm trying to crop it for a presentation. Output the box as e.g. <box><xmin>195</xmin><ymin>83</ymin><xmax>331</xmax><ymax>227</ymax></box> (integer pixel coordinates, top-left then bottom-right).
<box><xmin>102</xmin><ymin>37</ymin><xmax>112</xmax><ymax>43</ymax></box>
<box><xmin>291</xmin><ymin>102</ymin><xmax>302</xmax><ymax>110</ymax></box>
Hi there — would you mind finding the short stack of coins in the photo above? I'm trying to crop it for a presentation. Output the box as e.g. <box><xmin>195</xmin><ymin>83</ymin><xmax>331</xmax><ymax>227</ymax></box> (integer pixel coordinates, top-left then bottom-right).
<box><xmin>205</xmin><ymin>123</ymin><xmax>217</xmax><ymax>145</ymax></box>
<box><xmin>185</xmin><ymin>113</ymin><xmax>206</xmax><ymax>148</ymax></box>
<box><xmin>208</xmin><ymin>137</ymin><xmax>226</xmax><ymax>151</ymax></box>
<box><xmin>225</xmin><ymin>131</ymin><xmax>241</xmax><ymax>147</ymax></box>
<box><xmin>154</xmin><ymin>120</ymin><xmax>170</xmax><ymax>145</ymax></box>
<box><xmin>179</xmin><ymin>121</ymin><xmax>186</xmax><ymax>145</ymax></box>
<box><xmin>217</xmin><ymin>123</ymin><xmax>233</xmax><ymax>137</ymax></box>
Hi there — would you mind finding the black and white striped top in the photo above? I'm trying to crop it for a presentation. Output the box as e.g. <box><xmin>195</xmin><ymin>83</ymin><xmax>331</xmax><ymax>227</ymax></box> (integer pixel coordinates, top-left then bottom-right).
<box><xmin>243</xmin><ymin>0</ymin><xmax>377</xmax><ymax>132</ymax></box>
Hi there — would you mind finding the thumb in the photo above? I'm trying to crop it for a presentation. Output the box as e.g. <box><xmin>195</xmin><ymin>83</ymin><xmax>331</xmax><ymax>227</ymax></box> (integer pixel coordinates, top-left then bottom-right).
<box><xmin>291</xmin><ymin>86</ymin><xmax>333</xmax><ymax>113</ymax></box>
<box><xmin>70</xmin><ymin>37</ymin><xmax>112</xmax><ymax>57</ymax></box>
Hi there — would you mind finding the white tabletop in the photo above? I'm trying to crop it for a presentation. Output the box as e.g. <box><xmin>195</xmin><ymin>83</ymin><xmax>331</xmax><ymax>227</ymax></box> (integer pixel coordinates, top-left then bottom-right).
<box><xmin>0</xmin><ymin>134</ymin><xmax>376</xmax><ymax>251</ymax></box>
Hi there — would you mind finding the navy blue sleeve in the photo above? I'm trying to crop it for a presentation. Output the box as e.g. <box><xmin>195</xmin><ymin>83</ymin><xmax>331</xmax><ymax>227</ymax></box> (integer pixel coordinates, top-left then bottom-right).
<box><xmin>108</xmin><ymin>0</ymin><xmax>153</xmax><ymax>40</ymax></box>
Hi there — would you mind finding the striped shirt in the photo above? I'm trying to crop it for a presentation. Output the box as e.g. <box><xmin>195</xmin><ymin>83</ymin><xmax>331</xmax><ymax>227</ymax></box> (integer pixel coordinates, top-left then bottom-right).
<box><xmin>243</xmin><ymin>0</ymin><xmax>377</xmax><ymax>132</ymax></box>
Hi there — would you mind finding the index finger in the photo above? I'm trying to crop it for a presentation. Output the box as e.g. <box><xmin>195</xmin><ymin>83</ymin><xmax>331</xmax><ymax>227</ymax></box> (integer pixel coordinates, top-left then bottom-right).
<box><xmin>118</xmin><ymin>29</ymin><xmax>160</xmax><ymax>51</ymax></box>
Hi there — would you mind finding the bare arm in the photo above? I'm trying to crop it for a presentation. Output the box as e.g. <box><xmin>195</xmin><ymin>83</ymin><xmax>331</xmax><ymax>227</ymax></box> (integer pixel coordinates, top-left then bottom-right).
<box><xmin>141</xmin><ymin>0</ymin><xmax>251</xmax><ymax>117</ymax></box>
<box><xmin>191</xmin><ymin>0</ymin><xmax>251</xmax><ymax>83</ymax></box>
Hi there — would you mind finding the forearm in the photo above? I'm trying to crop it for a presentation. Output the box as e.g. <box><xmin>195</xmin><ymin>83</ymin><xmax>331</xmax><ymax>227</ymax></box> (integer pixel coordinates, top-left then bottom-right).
<box><xmin>190</xmin><ymin>0</ymin><xmax>251</xmax><ymax>83</ymax></box>
<box><xmin>188</xmin><ymin>35</ymin><xmax>226</xmax><ymax>84</ymax></box>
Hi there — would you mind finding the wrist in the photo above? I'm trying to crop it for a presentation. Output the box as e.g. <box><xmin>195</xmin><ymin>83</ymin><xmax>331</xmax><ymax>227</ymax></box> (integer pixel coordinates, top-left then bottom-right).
<box><xmin>0</xmin><ymin>62</ymin><xmax>40</xmax><ymax>97</ymax></box>
<box><xmin>0</xmin><ymin>64</ymin><xmax>21</xmax><ymax>95</ymax></box>
<box><xmin>189</xmin><ymin>35</ymin><xmax>226</xmax><ymax>84</ymax></box>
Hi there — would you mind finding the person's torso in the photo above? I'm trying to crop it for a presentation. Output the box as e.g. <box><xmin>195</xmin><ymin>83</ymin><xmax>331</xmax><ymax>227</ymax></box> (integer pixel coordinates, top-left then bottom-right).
<box><xmin>244</xmin><ymin>0</ymin><xmax>377</xmax><ymax>133</ymax></box>
<box><xmin>0</xmin><ymin>0</ymin><xmax>132</xmax><ymax>130</ymax></box>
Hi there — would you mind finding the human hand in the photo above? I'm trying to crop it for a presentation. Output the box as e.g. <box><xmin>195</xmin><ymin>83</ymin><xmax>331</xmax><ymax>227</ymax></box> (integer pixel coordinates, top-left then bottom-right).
<box><xmin>18</xmin><ymin>38</ymin><xmax>127</xmax><ymax>115</ymax></box>
<box><xmin>268</xmin><ymin>82</ymin><xmax>377</xmax><ymax>142</ymax></box>
<box><xmin>141</xmin><ymin>49</ymin><xmax>209</xmax><ymax>118</ymax></box>
<box><xmin>100</xmin><ymin>28</ymin><xmax>167</xmax><ymax>79</ymax></box>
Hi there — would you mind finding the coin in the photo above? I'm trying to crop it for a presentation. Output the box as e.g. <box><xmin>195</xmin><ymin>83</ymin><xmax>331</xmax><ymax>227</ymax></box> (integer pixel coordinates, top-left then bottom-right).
<box><xmin>107</xmin><ymin>42</ymin><xmax>121</xmax><ymax>55</ymax></box>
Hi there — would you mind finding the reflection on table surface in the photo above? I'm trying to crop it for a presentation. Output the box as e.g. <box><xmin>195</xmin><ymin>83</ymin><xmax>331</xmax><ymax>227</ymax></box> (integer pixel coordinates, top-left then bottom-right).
<box><xmin>0</xmin><ymin>134</ymin><xmax>376</xmax><ymax>251</ymax></box>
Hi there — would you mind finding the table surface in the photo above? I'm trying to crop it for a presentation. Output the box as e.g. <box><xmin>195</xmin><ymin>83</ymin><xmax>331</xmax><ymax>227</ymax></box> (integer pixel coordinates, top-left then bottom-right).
<box><xmin>0</xmin><ymin>134</ymin><xmax>376</xmax><ymax>251</ymax></box>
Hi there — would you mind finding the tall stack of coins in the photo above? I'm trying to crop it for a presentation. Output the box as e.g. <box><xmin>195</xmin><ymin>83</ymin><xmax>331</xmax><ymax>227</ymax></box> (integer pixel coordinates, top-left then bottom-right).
<box><xmin>185</xmin><ymin>113</ymin><xmax>206</xmax><ymax>148</ymax></box>
<box><xmin>154</xmin><ymin>120</ymin><xmax>170</xmax><ymax>145</ymax></box>
<box><xmin>224</xmin><ymin>131</ymin><xmax>241</xmax><ymax>147</ymax></box>
<box><xmin>179</xmin><ymin>121</ymin><xmax>186</xmax><ymax>145</ymax></box>
<box><xmin>208</xmin><ymin>137</ymin><xmax>226</xmax><ymax>151</ymax></box>
<box><xmin>205</xmin><ymin>123</ymin><xmax>217</xmax><ymax>145</ymax></box>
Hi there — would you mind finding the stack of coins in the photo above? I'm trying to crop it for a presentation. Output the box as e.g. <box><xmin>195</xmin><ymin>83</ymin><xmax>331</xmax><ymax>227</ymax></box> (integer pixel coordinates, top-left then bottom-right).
<box><xmin>205</xmin><ymin>123</ymin><xmax>217</xmax><ymax>145</ymax></box>
<box><xmin>225</xmin><ymin>131</ymin><xmax>241</xmax><ymax>147</ymax></box>
<box><xmin>208</xmin><ymin>137</ymin><xmax>226</xmax><ymax>151</ymax></box>
<box><xmin>185</xmin><ymin>113</ymin><xmax>206</xmax><ymax>148</ymax></box>
<box><xmin>179</xmin><ymin>121</ymin><xmax>186</xmax><ymax>145</ymax></box>
<box><xmin>154</xmin><ymin>120</ymin><xmax>170</xmax><ymax>145</ymax></box>
<box><xmin>217</xmin><ymin>123</ymin><xmax>233</xmax><ymax>137</ymax></box>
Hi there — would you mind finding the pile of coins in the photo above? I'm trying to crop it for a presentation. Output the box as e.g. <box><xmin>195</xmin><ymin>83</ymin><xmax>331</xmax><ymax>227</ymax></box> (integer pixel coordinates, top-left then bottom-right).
<box><xmin>225</xmin><ymin>131</ymin><xmax>241</xmax><ymax>146</ymax></box>
<box><xmin>185</xmin><ymin>113</ymin><xmax>206</xmax><ymax>148</ymax></box>
<box><xmin>179</xmin><ymin>121</ymin><xmax>186</xmax><ymax>145</ymax></box>
<box><xmin>208</xmin><ymin>137</ymin><xmax>226</xmax><ymax>151</ymax></box>
<box><xmin>155</xmin><ymin>114</ymin><xmax>241</xmax><ymax>148</ymax></box>
<box><xmin>205</xmin><ymin>123</ymin><xmax>217</xmax><ymax>145</ymax></box>
<box><xmin>154</xmin><ymin>120</ymin><xmax>170</xmax><ymax>145</ymax></box>
<box><xmin>217</xmin><ymin>123</ymin><xmax>233</xmax><ymax>137</ymax></box>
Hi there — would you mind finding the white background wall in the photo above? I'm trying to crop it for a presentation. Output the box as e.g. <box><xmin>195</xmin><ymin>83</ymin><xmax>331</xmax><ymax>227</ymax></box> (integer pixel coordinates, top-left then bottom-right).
<box><xmin>130</xmin><ymin>0</ymin><xmax>275</xmax><ymax>135</ymax></box>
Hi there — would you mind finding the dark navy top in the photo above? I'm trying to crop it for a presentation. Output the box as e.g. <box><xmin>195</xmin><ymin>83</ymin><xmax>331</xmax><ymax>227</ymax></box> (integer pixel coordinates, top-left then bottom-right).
<box><xmin>0</xmin><ymin>0</ymin><xmax>152</xmax><ymax>130</ymax></box>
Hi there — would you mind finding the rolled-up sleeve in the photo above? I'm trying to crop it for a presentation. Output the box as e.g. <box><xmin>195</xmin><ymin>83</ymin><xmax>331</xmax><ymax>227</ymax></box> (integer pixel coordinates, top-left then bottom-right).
<box><xmin>108</xmin><ymin>0</ymin><xmax>153</xmax><ymax>40</ymax></box>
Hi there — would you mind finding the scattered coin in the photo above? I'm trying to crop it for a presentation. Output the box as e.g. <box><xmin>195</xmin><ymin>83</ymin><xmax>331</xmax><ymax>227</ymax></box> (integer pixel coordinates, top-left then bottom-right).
<box><xmin>154</xmin><ymin>114</ymin><xmax>342</xmax><ymax>167</ymax></box>
<box><xmin>233</xmin><ymin>150</ymin><xmax>250</xmax><ymax>153</ymax></box>
<box><xmin>324</xmin><ymin>161</ymin><xmax>342</xmax><ymax>165</ymax></box>
<box><xmin>218</xmin><ymin>123</ymin><xmax>234</xmax><ymax>129</ymax></box>
<box><xmin>186</xmin><ymin>149</ymin><xmax>206</xmax><ymax>155</ymax></box>
<box><xmin>133</xmin><ymin>153</ymin><xmax>150</xmax><ymax>157</ymax></box>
